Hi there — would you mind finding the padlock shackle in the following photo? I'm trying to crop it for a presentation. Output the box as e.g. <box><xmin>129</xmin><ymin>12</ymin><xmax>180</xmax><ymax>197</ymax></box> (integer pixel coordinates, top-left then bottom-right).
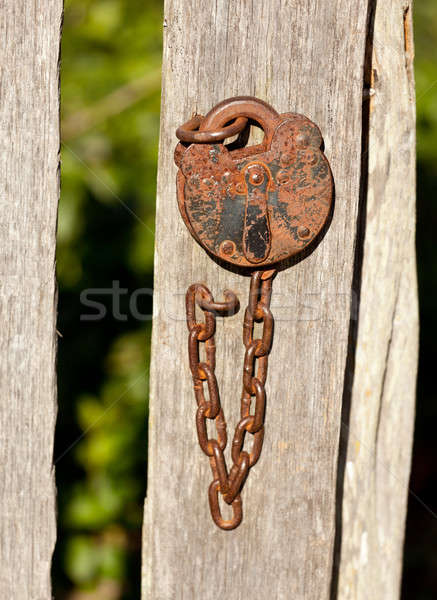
<box><xmin>200</xmin><ymin>96</ymin><xmax>281</xmax><ymax>148</ymax></box>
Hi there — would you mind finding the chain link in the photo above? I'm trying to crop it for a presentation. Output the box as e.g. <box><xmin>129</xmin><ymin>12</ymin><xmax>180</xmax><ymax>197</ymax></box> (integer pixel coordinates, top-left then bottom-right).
<box><xmin>185</xmin><ymin>270</ymin><xmax>276</xmax><ymax>530</ymax></box>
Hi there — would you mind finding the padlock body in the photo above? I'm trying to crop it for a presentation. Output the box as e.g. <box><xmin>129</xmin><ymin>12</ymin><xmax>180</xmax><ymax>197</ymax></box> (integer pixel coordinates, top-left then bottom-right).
<box><xmin>176</xmin><ymin>113</ymin><xmax>333</xmax><ymax>268</ymax></box>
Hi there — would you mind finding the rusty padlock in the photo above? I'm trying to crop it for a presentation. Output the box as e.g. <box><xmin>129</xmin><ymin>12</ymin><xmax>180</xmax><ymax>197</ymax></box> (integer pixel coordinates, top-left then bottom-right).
<box><xmin>175</xmin><ymin>97</ymin><xmax>334</xmax><ymax>530</ymax></box>
<box><xmin>175</xmin><ymin>96</ymin><xmax>333</xmax><ymax>268</ymax></box>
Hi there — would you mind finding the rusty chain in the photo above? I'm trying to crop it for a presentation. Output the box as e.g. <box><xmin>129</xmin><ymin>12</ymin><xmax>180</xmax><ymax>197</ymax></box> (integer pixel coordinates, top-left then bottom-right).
<box><xmin>186</xmin><ymin>269</ymin><xmax>276</xmax><ymax>530</ymax></box>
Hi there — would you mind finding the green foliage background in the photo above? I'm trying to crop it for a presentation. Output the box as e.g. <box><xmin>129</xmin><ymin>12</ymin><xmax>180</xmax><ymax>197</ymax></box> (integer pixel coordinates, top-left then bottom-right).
<box><xmin>55</xmin><ymin>1</ymin><xmax>161</xmax><ymax>597</ymax></box>
<box><xmin>54</xmin><ymin>1</ymin><xmax>437</xmax><ymax>598</ymax></box>
<box><xmin>403</xmin><ymin>3</ymin><xmax>437</xmax><ymax>599</ymax></box>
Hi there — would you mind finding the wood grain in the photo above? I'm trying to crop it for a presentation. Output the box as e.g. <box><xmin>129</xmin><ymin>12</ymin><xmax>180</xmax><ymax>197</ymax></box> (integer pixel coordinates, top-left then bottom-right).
<box><xmin>336</xmin><ymin>1</ymin><xmax>418</xmax><ymax>597</ymax></box>
<box><xmin>143</xmin><ymin>1</ymin><xmax>417</xmax><ymax>598</ymax></box>
<box><xmin>0</xmin><ymin>1</ymin><xmax>62</xmax><ymax>598</ymax></box>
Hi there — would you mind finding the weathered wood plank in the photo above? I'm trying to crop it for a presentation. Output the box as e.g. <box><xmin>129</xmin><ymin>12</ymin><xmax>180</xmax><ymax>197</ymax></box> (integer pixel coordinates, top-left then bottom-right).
<box><xmin>0</xmin><ymin>1</ymin><xmax>62</xmax><ymax>597</ymax></box>
<box><xmin>143</xmin><ymin>0</ymin><xmax>417</xmax><ymax>598</ymax></box>
<box><xmin>336</xmin><ymin>1</ymin><xmax>418</xmax><ymax>597</ymax></box>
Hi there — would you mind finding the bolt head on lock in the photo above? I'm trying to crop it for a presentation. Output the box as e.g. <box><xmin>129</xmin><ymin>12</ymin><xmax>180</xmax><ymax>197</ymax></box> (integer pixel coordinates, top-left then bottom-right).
<box><xmin>175</xmin><ymin>96</ymin><xmax>333</xmax><ymax>268</ymax></box>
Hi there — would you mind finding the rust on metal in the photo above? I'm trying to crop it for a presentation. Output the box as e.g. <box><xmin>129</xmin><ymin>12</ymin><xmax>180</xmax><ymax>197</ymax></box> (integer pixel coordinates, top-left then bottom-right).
<box><xmin>177</xmin><ymin>97</ymin><xmax>333</xmax><ymax>530</ymax></box>
<box><xmin>176</xmin><ymin>96</ymin><xmax>333</xmax><ymax>269</ymax></box>
<box><xmin>185</xmin><ymin>270</ymin><xmax>275</xmax><ymax>530</ymax></box>
<box><xmin>176</xmin><ymin>114</ymin><xmax>248</xmax><ymax>144</ymax></box>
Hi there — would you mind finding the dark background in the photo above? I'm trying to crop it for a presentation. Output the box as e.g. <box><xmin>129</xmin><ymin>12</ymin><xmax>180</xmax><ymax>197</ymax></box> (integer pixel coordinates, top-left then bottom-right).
<box><xmin>53</xmin><ymin>2</ymin><xmax>437</xmax><ymax>598</ymax></box>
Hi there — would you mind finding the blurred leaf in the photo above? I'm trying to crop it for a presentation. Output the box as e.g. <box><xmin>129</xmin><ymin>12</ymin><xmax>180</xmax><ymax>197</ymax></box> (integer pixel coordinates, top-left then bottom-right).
<box><xmin>65</xmin><ymin>535</ymin><xmax>100</xmax><ymax>585</ymax></box>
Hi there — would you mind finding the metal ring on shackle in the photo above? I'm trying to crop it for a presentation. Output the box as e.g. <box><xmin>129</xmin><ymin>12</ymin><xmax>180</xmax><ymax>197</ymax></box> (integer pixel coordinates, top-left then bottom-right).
<box><xmin>176</xmin><ymin>114</ymin><xmax>248</xmax><ymax>143</ymax></box>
